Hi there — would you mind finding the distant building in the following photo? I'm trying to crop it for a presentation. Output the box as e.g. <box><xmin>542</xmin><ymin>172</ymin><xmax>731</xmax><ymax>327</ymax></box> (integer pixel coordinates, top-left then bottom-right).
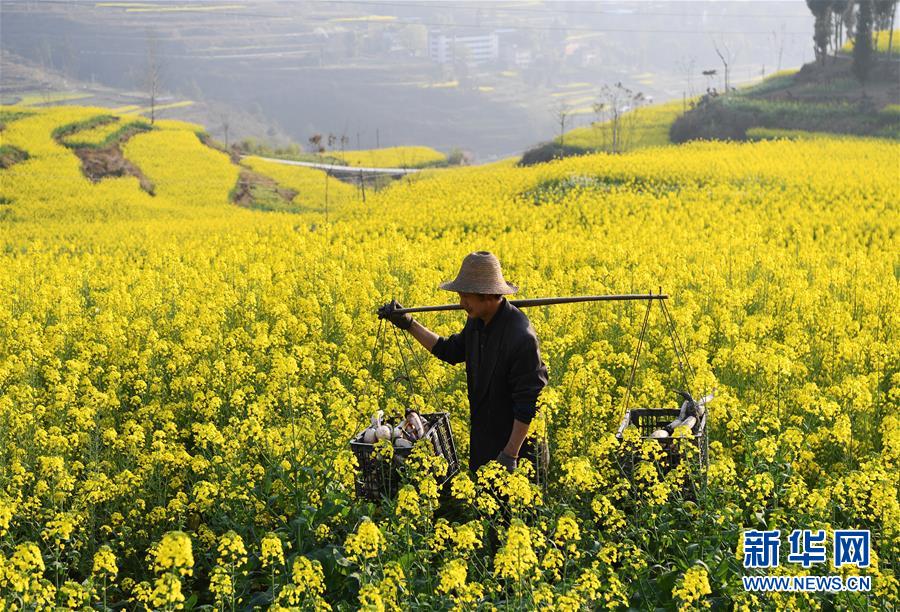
<box><xmin>428</xmin><ymin>30</ymin><xmax>499</xmax><ymax>65</ymax></box>
<box><xmin>514</xmin><ymin>48</ymin><xmax>532</xmax><ymax>68</ymax></box>
<box><xmin>493</xmin><ymin>28</ymin><xmax>532</xmax><ymax>70</ymax></box>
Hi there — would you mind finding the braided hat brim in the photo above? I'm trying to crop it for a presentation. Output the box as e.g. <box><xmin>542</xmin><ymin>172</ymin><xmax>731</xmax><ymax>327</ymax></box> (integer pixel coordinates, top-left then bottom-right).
<box><xmin>438</xmin><ymin>278</ymin><xmax>518</xmax><ymax>295</ymax></box>
<box><xmin>438</xmin><ymin>250</ymin><xmax>518</xmax><ymax>295</ymax></box>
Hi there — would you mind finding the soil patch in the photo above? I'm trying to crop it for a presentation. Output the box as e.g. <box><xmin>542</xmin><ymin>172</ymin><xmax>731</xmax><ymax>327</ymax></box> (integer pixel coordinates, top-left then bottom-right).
<box><xmin>52</xmin><ymin>117</ymin><xmax>156</xmax><ymax>194</ymax></box>
<box><xmin>0</xmin><ymin>145</ymin><xmax>29</xmax><ymax>169</ymax></box>
<box><xmin>0</xmin><ymin>110</ymin><xmax>32</xmax><ymax>131</ymax></box>
<box><xmin>231</xmin><ymin>169</ymin><xmax>298</xmax><ymax>211</ymax></box>
<box><xmin>74</xmin><ymin>144</ymin><xmax>155</xmax><ymax>194</ymax></box>
<box><xmin>201</xmin><ymin>134</ymin><xmax>307</xmax><ymax>212</ymax></box>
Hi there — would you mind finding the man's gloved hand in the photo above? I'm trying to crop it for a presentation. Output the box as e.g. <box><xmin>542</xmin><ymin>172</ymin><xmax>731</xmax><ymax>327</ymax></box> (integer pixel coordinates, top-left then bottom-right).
<box><xmin>377</xmin><ymin>299</ymin><xmax>413</xmax><ymax>330</ymax></box>
<box><xmin>496</xmin><ymin>450</ymin><xmax>517</xmax><ymax>473</ymax></box>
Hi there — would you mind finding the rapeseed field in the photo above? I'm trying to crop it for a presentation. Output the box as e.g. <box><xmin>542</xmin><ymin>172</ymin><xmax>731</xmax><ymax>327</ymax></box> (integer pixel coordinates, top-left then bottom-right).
<box><xmin>0</xmin><ymin>105</ymin><xmax>897</xmax><ymax>610</ymax></box>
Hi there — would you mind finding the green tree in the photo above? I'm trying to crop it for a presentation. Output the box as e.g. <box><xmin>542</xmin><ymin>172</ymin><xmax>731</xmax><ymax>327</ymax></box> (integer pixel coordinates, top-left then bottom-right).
<box><xmin>873</xmin><ymin>0</ymin><xmax>897</xmax><ymax>54</ymax></box>
<box><xmin>806</xmin><ymin>0</ymin><xmax>834</xmax><ymax>64</ymax></box>
<box><xmin>831</xmin><ymin>0</ymin><xmax>850</xmax><ymax>57</ymax></box>
<box><xmin>853</xmin><ymin>0</ymin><xmax>875</xmax><ymax>84</ymax></box>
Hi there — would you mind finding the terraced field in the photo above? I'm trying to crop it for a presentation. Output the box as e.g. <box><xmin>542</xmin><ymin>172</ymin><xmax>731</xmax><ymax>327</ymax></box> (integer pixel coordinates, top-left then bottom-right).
<box><xmin>0</xmin><ymin>104</ymin><xmax>897</xmax><ymax>610</ymax></box>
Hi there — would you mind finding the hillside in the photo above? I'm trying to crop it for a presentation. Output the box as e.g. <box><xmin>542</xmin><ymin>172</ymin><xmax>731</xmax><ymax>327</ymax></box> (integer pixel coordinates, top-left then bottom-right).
<box><xmin>0</xmin><ymin>48</ymin><xmax>296</xmax><ymax>148</ymax></box>
<box><xmin>671</xmin><ymin>55</ymin><xmax>900</xmax><ymax>143</ymax></box>
<box><xmin>2</xmin><ymin>1</ymin><xmax>818</xmax><ymax>160</ymax></box>
<box><xmin>1</xmin><ymin>101</ymin><xmax>898</xmax><ymax>609</ymax></box>
<box><xmin>0</xmin><ymin>105</ymin><xmax>377</xmax><ymax>222</ymax></box>
<box><xmin>519</xmin><ymin>43</ymin><xmax>900</xmax><ymax>168</ymax></box>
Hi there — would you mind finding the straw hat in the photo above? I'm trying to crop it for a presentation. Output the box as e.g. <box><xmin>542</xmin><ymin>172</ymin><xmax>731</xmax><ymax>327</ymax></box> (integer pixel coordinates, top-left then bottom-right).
<box><xmin>438</xmin><ymin>251</ymin><xmax>518</xmax><ymax>295</ymax></box>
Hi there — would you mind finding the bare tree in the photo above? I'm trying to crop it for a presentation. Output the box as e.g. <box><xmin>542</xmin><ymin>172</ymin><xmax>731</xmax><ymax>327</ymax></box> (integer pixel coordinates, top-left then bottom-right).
<box><xmin>590</xmin><ymin>102</ymin><xmax>609</xmax><ymax>152</ymax></box>
<box><xmin>37</xmin><ymin>37</ymin><xmax>55</xmax><ymax>104</ymax></box>
<box><xmin>890</xmin><ymin>0</ymin><xmax>897</xmax><ymax>53</ymax></box>
<box><xmin>832</xmin><ymin>0</ymin><xmax>850</xmax><ymax>58</ymax></box>
<box><xmin>308</xmin><ymin>134</ymin><xmax>324</xmax><ymax>153</ymax></box>
<box><xmin>712</xmin><ymin>37</ymin><xmax>737</xmax><ymax>92</ymax></box>
<box><xmin>37</xmin><ymin>37</ymin><xmax>54</xmax><ymax>74</ymax></box>
<box><xmin>552</xmin><ymin>101</ymin><xmax>571</xmax><ymax>149</ymax></box>
<box><xmin>843</xmin><ymin>2</ymin><xmax>858</xmax><ymax>46</ymax></box>
<box><xmin>701</xmin><ymin>69</ymin><xmax>718</xmax><ymax>94</ymax></box>
<box><xmin>771</xmin><ymin>24</ymin><xmax>787</xmax><ymax>71</ymax></box>
<box><xmin>592</xmin><ymin>82</ymin><xmax>645</xmax><ymax>154</ymax></box>
<box><xmin>890</xmin><ymin>2</ymin><xmax>897</xmax><ymax>54</ymax></box>
<box><xmin>61</xmin><ymin>34</ymin><xmax>78</xmax><ymax>84</ymax></box>
<box><xmin>219</xmin><ymin>113</ymin><xmax>230</xmax><ymax>148</ymax></box>
<box><xmin>874</xmin><ymin>0</ymin><xmax>898</xmax><ymax>54</ymax></box>
<box><xmin>144</xmin><ymin>31</ymin><xmax>163</xmax><ymax>125</ymax></box>
<box><xmin>676</xmin><ymin>55</ymin><xmax>697</xmax><ymax>111</ymax></box>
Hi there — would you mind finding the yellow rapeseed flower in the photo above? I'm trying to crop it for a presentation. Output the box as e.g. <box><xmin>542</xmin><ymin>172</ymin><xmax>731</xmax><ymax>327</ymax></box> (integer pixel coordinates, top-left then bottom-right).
<box><xmin>437</xmin><ymin>557</ymin><xmax>467</xmax><ymax>594</ymax></box>
<box><xmin>450</xmin><ymin>472</ymin><xmax>476</xmax><ymax>502</ymax></box>
<box><xmin>493</xmin><ymin>520</ymin><xmax>538</xmax><ymax>582</ymax></box>
<box><xmin>672</xmin><ymin>565</ymin><xmax>712</xmax><ymax>611</ymax></box>
<box><xmin>260</xmin><ymin>532</ymin><xmax>285</xmax><ymax>568</ymax></box>
<box><xmin>92</xmin><ymin>545</ymin><xmax>118</xmax><ymax>578</ymax></box>
<box><xmin>395</xmin><ymin>484</ymin><xmax>421</xmax><ymax>521</ymax></box>
<box><xmin>291</xmin><ymin>556</ymin><xmax>327</xmax><ymax>597</ymax></box>
<box><xmin>344</xmin><ymin>519</ymin><xmax>385</xmax><ymax>563</ymax></box>
<box><xmin>153</xmin><ymin>531</ymin><xmax>194</xmax><ymax>577</ymax></box>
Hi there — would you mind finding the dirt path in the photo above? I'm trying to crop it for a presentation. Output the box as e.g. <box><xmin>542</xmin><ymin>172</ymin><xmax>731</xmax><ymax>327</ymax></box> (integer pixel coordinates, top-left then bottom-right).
<box><xmin>56</xmin><ymin>120</ymin><xmax>156</xmax><ymax>194</ymax></box>
<box><xmin>231</xmin><ymin>169</ymin><xmax>298</xmax><ymax>210</ymax></box>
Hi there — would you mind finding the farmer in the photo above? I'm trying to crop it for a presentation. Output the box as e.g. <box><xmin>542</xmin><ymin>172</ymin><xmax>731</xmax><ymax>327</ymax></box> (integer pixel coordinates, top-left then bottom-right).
<box><xmin>378</xmin><ymin>251</ymin><xmax>549</xmax><ymax>474</ymax></box>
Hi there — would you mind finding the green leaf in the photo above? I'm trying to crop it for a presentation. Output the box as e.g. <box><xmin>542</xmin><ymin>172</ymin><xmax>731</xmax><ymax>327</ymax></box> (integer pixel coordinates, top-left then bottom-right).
<box><xmin>334</xmin><ymin>548</ymin><xmax>353</xmax><ymax>568</ymax></box>
<box><xmin>184</xmin><ymin>593</ymin><xmax>198</xmax><ymax>610</ymax></box>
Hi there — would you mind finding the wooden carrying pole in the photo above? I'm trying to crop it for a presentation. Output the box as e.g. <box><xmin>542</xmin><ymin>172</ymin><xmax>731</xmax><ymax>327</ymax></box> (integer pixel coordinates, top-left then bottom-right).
<box><xmin>385</xmin><ymin>292</ymin><xmax>668</xmax><ymax>315</ymax></box>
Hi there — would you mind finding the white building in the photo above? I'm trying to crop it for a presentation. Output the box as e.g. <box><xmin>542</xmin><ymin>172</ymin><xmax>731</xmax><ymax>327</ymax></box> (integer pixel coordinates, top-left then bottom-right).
<box><xmin>428</xmin><ymin>30</ymin><xmax>499</xmax><ymax>65</ymax></box>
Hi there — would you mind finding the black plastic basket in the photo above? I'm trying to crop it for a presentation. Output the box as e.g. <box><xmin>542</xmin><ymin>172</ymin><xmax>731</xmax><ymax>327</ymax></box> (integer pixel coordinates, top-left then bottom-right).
<box><xmin>350</xmin><ymin>412</ymin><xmax>460</xmax><ymax>502</ymax></box>
<box><xmin>615</xmin><ymin>407</ymin><xmax>708</xmax><ymax>493</ymax></box>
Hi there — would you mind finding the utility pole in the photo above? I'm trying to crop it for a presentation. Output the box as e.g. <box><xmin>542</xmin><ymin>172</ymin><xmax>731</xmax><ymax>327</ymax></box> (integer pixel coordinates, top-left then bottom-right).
<box><xmin>360</xmin><ymin>169</ymin><xmax>366</xmax><ymax>203</ymax></box>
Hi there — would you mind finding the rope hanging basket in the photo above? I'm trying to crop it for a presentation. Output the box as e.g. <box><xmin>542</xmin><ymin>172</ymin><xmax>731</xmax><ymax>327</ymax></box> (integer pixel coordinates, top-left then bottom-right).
<box><xmin>349</xmin><ymin>318</ymin><xmax>460</xmax><ymax>502</ymax></box>
<box><xmin>612</xmin><ymin>293</ymin><xmax>715</xmax><ymax>499</ymax></box>
<box><xmin>350</xmin><ymin>412</ymin><xmax>459</xmax><ymax>502</ymax></box>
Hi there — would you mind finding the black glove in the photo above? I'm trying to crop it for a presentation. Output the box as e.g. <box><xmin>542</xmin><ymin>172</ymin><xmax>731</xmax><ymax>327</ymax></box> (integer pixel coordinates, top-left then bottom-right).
<box><xmin>496</xmin><ymin>450</ymin><xmax>517</xmax><ymax>473</ymax></box>
<box><xmin>377</xmin><ymin>299</ymin><xmax>413</xmax><ymax>330</ymax></box>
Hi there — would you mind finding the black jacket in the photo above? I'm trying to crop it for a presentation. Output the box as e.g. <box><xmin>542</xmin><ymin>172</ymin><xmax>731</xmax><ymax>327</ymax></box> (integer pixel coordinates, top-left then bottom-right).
<box><xmin>430</xmin><ymin>298</ymin><xmax>549</xmax><ymax>472</ymax></box>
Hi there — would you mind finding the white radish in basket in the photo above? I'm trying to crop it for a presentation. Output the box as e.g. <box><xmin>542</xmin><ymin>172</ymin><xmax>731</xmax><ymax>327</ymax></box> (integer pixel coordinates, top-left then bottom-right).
<box><xmin>666</xmin><ymin>417</ymin><xmax>685</xmax><ymax>431</ymax></box>
<box><xmin>650</xmin><ymin>429</ymin><xmax>669</xmax><ymax>438</ymax></box>
<box><xmin>679</xmin><ymin>416</ymin><xmax>697</xmax><ymax>431</ymax></box>
<box><xmin>362</xmin><ymin>409</ymin><xmax>387</xmax><ymax>444</ymax></box>
<box><xmin>394</xmin><ymin>438</ymin><xmax>413</xmax><ymax>449</ymax></box>
<box><xmin>375</xmin><ymin>425</ymin><xmax>392</xmax><ymax>440</ymax></box>
<box><xmin>371</xmin><ymin>409</ymin><xmax>384</xmax><ymax>428</ymax></box>
<box><xmin>403</xmin><ymin>410</ymin><xmax>426</xmax><ymax>440</ymax></box>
